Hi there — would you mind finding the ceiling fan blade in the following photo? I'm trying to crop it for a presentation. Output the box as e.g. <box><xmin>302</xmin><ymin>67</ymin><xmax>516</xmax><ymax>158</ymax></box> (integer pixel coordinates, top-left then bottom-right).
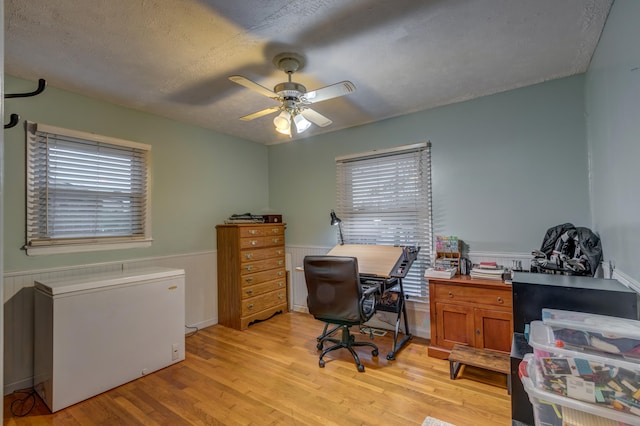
<box><xmin>302</xmin><ymin>81</ymin><xmax>356</xmax><ymax>104</ymax></box>
<box><xmin>229</xmin><ymin>75</ymin><xmax>277</xmax><ymax>98</ymax></box>
<box><xmin>300</xmin><ymin>108</ymin><xmax>333</xmax><ymax>127</ymax></box>
<box><xmin>239</xmin><ymin>106</ymin><xmax>281</xmax><ymax>121</ymax></box>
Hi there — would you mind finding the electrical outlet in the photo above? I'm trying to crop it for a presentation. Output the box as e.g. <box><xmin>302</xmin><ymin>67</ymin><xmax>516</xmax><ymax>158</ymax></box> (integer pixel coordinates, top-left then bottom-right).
<box><xmin>172</xmin><ymin>343</ymin><xmax>179</xmax><ymax>361</ymax></box>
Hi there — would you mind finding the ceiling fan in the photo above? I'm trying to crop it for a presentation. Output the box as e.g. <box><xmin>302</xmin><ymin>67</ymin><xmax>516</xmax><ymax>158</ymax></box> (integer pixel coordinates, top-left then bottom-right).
<box><xmin>229</xmin><ymin>52</ymin><xmax>356</xmax><ymax>137</ymax></box>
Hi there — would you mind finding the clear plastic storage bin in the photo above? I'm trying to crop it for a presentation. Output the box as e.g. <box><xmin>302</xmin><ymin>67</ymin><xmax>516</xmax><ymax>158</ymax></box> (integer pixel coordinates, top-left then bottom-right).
<box><xmin>520</xmin><ymin>354</ymin><xmax>638</xmax><ymax>426</ymax></box>
<box><xmin>528</xmin><ymin>320</ymin><xmax>640</xmax><ymax>419</ymax></box>
<box><xmin>542</xmin><ymin>308</ymin><xmax>640</xmax><ymax>359</ymax></box>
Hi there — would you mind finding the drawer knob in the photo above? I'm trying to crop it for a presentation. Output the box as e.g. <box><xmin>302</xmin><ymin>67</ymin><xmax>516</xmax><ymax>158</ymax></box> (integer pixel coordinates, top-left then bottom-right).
<box><xmin>497</xmin><ymin>297</ymin><xmax>503</xmax><ymax>304</ymax></box>
<box><xmin>476</xmin><ymin>329</ymin><xmax>480</xmax><ymax>335</ymax></box>
<box><xmin>249</xmin><ymin>230</ymin><xmax>257</xmax><ymax>235</ymax></box>
<box><xmin>245</xmin><ymin>253</ymin><xmax>253</xmax><ymax>260</ymax></box>
<box><xmin>246</xmin><ymin>289</ymin><xmax>253</xmax><ymax>295</ymax></box>
<box><xmin>272</xmin><ymin>229</ymin><xmax>279</xmax><ymax>234</ymax></box>
<box><xmin>250</xmin><ymin>240</ymin><xmax>258</xmax><ymax>246</ymax></box>
<box><xmin>246</xmin><ymin>266</ymin><xmax>253</xmax><ymax>271</ymax></box>
<box><xmin>448</xmin><ymin>291</ymin><xmax>453</xmax><ymax>298</ymax></box>
<box><xmin>277</xmin><ymin>250</ymin><xmax>283</xmax><ymax>255</ymax></box>
<box><xmin>278</xmin><ymin>281</ymin><xmax>284</xmax><ymax>287</ymax></box>
<box><xmin>278</xmin><ymin>260</ymin><xmax>283</xmax><ymax>266</ymax></box>
<box><xmin>246</xmin><ymin>277</ymin><xmax>254</xmax><ymax>283</ymax></box>
<box><xmin>248</xmin><ymin>303</ymin><xmax>254</xmax><ymax>310</ymax></box>
<box><xmin>278</xmin><ymin>293</ymin><xmax>284</xmax><ymax>299</ymax></box>
<box><xmin>272</xmin><ymin>238</ymin><xmax>280</xmax><ymax>243</ymax></box>
<box><xmin>278</xmin><ymin>271</ymin><xmax>284</xmax><ymax>277</ymax></box>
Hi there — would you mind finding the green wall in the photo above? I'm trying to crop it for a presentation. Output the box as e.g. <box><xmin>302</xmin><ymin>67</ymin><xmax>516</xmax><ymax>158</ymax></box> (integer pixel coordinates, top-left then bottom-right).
<box><xmin>4</xmin><ymin>75</ymin><xmax>269</xmax><ymax>272</ymax></box>
<box><xmin>586</xmin><ymin>0</ymin><xmax>640</xmax><ymax>282</ymax></box>
<box><xmin>268</xmin><ymin>75</ymin><xmax>591</xmax><ymax>252</ymax></box>
<box><xmin>5</xmin><ymin>72</ymin><xmax>596</xmax><ymax>268</ymax></box>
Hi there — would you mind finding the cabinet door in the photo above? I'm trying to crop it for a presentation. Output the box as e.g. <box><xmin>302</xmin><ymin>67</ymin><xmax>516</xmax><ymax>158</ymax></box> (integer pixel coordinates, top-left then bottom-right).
<box><xmin>435</xmin><ymin>302</ymin><xmax>475</xmax><ymax>350</ymax></box>
<box><xmin>474</xmin><ymin>307</ymin><xmax>512</xmax><ymax>353</ymax></box>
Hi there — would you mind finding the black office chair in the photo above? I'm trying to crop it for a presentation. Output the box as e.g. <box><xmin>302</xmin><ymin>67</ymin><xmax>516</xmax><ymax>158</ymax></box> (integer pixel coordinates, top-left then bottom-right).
<box><xmin>303</xmin><ymin>255</ymin><xmax>380</xmax><ymax>372</ymax></box>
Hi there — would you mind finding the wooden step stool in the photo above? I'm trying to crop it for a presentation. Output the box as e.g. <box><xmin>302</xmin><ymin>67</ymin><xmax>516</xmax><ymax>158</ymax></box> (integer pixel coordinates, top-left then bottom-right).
<box><xmin>448</xmin><ymin>344</ymin><xmax>511</xmax><ymax>394</ymax></box>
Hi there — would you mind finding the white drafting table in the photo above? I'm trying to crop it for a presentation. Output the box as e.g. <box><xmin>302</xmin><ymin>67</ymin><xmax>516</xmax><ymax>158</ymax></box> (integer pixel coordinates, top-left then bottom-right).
<box><xmin>325</xmin><ymin>243</ymin><xmax>413</xmax><ymax>359</ymax></box>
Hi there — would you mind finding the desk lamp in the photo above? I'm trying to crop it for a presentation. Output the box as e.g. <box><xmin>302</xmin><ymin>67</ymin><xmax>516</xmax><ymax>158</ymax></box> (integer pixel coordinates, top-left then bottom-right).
<box><xmin>330</xmin><ymin>209</ymin><xmax>344</xmax><ymax>245</ymax></box>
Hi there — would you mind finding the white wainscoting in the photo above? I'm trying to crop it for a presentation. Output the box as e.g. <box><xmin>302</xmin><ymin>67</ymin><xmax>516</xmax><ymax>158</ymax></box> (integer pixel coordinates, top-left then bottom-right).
<box><xmin>287</xmin><ymin>244</ymin><xmax>433</xmax><ymax>339</ymax></box>
<box><xmin>287</xmin><ymin>245</ymin><xmax>333</xmax><ymax>313</ymax></box>
<box><xmin>3</xmin><ymin>251</ymin><xmax>217</xmax><ymax>395</ymax></box>
<box><xmin>8</xmin><ymin>245</ymin><xmax>632</xmax><ymax>395</ymax></box>
<box><xmin>286</xmin><ymin>245</ymin><xmax>541</xmax><ymax>342</ymax></box>
<box><xmin>613</xmin><ymin>268</ymin><xmax>640</xmax><ymax>294</ymax></box>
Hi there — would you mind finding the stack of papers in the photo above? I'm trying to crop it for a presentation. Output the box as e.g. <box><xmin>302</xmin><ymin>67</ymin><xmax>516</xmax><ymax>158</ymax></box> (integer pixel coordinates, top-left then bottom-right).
<box><xmin>424</xmin><ymin>267</ymin><xmax>457</xmax><ymax>279</ymax></box>
<box><xmin>470</xmin><ymin>262</ymin><xmax>505</xmax><ymax>281</ymax></box>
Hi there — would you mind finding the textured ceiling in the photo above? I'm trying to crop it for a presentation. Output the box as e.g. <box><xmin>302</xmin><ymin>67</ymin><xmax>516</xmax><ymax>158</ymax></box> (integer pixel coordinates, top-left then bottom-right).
<box><xmin>5</xmin><ymin>0</ymin><xmax>613</xmax><ymax>145</ymax></box>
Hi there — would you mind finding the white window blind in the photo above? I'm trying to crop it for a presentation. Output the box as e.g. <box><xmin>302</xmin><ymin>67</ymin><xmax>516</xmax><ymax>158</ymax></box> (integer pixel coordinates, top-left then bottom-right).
<box><xmin>25</xmin><ymin>122</ymin><xmax>152</xmax><ymax>255</ymax></box>
<box><xmin>336</xmin><ymin>142</ymin><xmax>433</xmax><ymax>298</ymax></box>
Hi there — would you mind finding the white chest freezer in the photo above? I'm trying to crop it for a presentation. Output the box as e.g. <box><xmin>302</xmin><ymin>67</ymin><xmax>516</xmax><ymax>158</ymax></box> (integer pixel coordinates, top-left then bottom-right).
<box><xmin>34</xmin><ymin>267</ymin><xmax>186</xmax><ymax>412</ymax></box>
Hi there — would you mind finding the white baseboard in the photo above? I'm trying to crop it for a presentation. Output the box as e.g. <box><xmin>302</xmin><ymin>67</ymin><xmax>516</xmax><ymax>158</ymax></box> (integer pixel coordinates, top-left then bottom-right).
<box><xmin>292</xmin><ymin>305</ymin><xmax>309</xmax><ymax>314</ymax></box>
<box><xmin>4</xmin><ymin>377</ymin><xmax>34</xmax><ymax>396</ymax></box>
<box><xmin>186</xmin><ymin>318</ymin><xmax>218</xmax><ymax>332</ymax></box>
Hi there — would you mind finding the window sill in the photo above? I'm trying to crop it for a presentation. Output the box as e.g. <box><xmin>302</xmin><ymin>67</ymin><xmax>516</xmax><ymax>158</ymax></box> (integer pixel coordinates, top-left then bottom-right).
<box><xmin>25</xmin><ymin>240</ymin><xmax>152</xmax><ymax>256</ymax></box>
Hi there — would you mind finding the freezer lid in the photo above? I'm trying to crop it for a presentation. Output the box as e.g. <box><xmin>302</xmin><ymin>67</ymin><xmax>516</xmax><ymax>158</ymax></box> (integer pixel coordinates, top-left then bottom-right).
<box><xmin>34</xmin><ymin>267</ymin><xmax>185</xmax><ymax>296</ymax></box>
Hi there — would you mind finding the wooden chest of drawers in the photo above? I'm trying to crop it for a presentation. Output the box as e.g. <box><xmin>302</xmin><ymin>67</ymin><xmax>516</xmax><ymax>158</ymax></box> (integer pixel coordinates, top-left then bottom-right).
<box><xmin>216</xmin><ymin>223</ymin><xmax>287</xmax><ymax>330</ymax></box>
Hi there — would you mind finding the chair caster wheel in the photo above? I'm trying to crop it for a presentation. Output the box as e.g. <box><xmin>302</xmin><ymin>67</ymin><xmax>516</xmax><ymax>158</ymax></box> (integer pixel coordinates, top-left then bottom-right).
<box><xmin>316</xmin><ymin>342</ymin><xmax>323</xmax><ymax>350</ymax></box>
<box><xmin>372</xmin><ymin>349</ymin><xmax>379</xmax><ymax>357</ymax></box>
<box><xmin>319</xmin><ymin>359</ymin><xmax>325</xmax><ymax>368</ymax></box>
<box><xmin>357</xmin><ymin>364</ymin><xmax>365</xmax><ymax>372</ymax></box>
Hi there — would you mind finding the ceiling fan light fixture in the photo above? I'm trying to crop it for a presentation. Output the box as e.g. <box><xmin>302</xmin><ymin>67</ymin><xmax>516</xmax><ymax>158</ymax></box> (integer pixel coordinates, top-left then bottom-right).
<box><xmin>293</xmin><ymin>113</ymin><xmax>311</xmax><ymax>133</ymax></box>
<box><xmin>229</xmin><ymin>52</ymin><xmax>356</xmax><ymax>139</ymax></box>
<box><xmin>275</xmin><ymin>126</ymin><xmax>291</xmax><ymax>136</ymax></box>
<box><xmin>273</xmin><ymin>110</ymin><xmax>290</xmax><ymax>131</ymax></box>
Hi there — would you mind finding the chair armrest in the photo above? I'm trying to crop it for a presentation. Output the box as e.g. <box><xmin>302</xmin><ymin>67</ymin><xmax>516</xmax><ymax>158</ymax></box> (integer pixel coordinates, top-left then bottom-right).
<box><xmin>359</xmin><ymin>284</ymin><xmax>380</xmax><ymax>319</ymax></box>
<box><xmin>362</xmin><ymin>284</ymin><xmax>380</xmax><ymax>298</ymax></box>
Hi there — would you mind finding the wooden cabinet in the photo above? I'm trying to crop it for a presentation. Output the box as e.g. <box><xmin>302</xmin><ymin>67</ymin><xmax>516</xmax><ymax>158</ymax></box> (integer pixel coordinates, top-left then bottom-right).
<box><xmin>216</xmin><ymin>223</ymin><xmax>288</xmax><ymax>330</ymax></box>
<box><xmin>428</xmin><ymin>275</ymin><xmax>512</xmax><ymax>359</ymax></box>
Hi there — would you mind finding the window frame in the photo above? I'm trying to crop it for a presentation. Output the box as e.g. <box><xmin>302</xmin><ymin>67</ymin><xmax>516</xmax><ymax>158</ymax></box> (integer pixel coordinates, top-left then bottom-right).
<box><xmin>335</xmin><ymin>142</ymin><xmax>433</xmax><ymax>300</ymax></box>
<box><xmin>24</xmin><ymin>121</ymin><xmax>152</xmax><ymax>256</ymax></box>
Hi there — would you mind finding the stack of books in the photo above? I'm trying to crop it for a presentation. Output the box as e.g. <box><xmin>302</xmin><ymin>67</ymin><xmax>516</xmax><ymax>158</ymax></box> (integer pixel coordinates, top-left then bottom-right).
<box><xmin>470</xmin><ymin>262</ymin><xmax>505</xmax><ymax>281</ymax></box>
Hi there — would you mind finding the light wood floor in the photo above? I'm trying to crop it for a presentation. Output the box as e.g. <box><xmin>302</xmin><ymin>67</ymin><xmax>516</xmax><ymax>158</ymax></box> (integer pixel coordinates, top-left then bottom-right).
<box><xmin>4</xmin><ymin>312</ymin><xmax>512</xmax><ymax>425</ymax></box>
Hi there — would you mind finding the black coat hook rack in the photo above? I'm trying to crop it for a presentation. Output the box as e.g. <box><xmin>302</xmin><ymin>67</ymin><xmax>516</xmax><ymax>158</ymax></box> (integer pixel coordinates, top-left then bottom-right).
<box><xmin>4</xmin><ymin>78</ymin><xmax>47</xmax><ymax>129</ymax></box>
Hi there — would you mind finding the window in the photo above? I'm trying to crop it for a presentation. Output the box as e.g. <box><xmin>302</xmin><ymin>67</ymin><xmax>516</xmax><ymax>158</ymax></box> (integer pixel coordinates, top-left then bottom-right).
<box><xmin>25</xmin><ymin>122</ymin><xmax>152</xmax><ymax>255</ymax></box>
<box><xmin>336</xmin><ymin>142</ymin><xmax>433</xmax><ymax>298</ymax></box>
